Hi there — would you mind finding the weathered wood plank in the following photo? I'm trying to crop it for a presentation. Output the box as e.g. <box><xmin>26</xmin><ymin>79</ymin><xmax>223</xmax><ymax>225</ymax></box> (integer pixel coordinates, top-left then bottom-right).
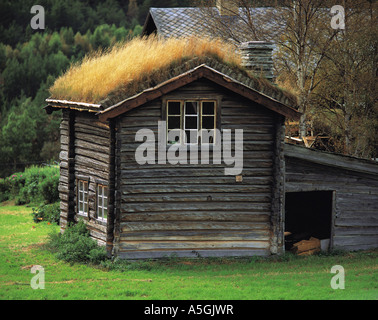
<box><xmin>121</xmin><ymin>202</ymin><xmax>271</xmax><ymax>213</ymax></box>
<box><xmin>120</xmin><ymin>211</ymin><xmax>270</xmax><ymax>222</ymax></box>
<box><xmin>121</xmin><ymin>184</ymin><xmax>272</xmax><ymax>194</ymax></box>
<box><xmin>121</xmin><ymin>221</ymin><xmax>270</xmax><ymax>232</ymax></box>
<box><xmin>118</xmin><ymin>240</ymin><xmax>270</xmax><ymax>251</ymax></box>
<box><xmin>122</xmin><ymin>193</ymin><xmax>271</xmax><ymax>203</ymax></box>
<box><xmin>117</xmin><ymin>249</ymin><xmax>270</xmax><ymax>259</ymax></box>
<box><xmin>120</xmin><ymin>229</ymin><xmax>270</xmax><ymax>241</ymax></box>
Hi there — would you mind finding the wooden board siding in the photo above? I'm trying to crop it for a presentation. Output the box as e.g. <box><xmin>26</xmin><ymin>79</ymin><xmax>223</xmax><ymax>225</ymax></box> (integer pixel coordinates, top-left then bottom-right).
<box><xmin>285</xmin><ymin>150</ymin><xmax>378</xmax><ymax>251</ymax></box>
<box><xmin>59</xmin><ymin>110</ymin><xmax>111</xmax><ymax>246</ymax></box>
<box><xmin>115</xmin><ymin>79</ymin><xmax>279</xmax><ymax>259</ymax></box>
<box><xmin>74</xmin><ymin>112</ymin><xmax>110</xmax><ymax>245</ymax></box>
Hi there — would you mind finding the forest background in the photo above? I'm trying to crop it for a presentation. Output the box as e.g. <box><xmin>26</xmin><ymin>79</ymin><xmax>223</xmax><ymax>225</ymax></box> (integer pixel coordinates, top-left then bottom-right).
<box><xmin>0</xmin><ymin>0</ymin><xmax>376</xmax><ymax>178</ymax></box>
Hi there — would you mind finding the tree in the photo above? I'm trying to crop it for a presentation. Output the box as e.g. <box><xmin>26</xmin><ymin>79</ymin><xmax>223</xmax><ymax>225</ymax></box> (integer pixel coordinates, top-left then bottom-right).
<box><xmin>1</xmin><ymin>99</ymin><xmax>37</xmax><ymax>170</ymax></box>
<box><xmin>312</xmin><ymin>0</ymin><xmax>378</xmax><ymax>157</ymax></box>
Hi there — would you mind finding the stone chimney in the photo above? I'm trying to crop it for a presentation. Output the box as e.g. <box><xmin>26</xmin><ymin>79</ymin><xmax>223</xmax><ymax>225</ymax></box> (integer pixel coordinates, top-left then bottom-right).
<box><xmin>240</xmin><ymin>41</ymin><xmax>275</xmax><ymax>82</ymax></box>
<box><xmin>217</xmin><ymin>0</ymin><xmax>239</xmax><ymax>16</ymax></box>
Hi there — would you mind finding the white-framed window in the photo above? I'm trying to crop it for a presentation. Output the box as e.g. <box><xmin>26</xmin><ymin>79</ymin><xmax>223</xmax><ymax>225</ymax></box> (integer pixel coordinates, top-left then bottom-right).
<box><xmin>166</xmin><ymin>100</ymin><xmax>216</xmax><ymax>145</ymax></box>
<box><xmin>78</xmin><ymin>179</ymin><xmax>89</xmax><ymax>216</ymax></box>
<box><xmin>97</xmin><ymin>184</ymin><xmax>108</xmax><ymax>221</ymax></box>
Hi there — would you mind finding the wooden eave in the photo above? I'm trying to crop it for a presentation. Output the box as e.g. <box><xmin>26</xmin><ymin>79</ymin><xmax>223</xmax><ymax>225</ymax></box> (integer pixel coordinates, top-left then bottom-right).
<box><xmin>285</xmin><ymin>143</ymin><xmax>378</xmax><ymax>177</ymax></box>
<box><xmin>44</xmin><ymin>98</ymin><xmax>103</xmax><ymax>114</ymax></box>
<box><xmin>97</xmin><ymin>64</ymin><xmax>301</xmax><ymax>122</ymax></box>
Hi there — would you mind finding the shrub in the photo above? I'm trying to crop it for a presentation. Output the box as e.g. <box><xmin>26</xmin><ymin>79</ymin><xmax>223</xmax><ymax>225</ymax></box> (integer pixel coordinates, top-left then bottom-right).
<box><xmin>39</xmin><ymin>174</ymin><xmax>59</xmax><ymax>203</ymax></box>
<box><xmin>32</xmin><ymin>202</ymin><xmax>60</xmax><ymax>225</ymax></box>
<box><xmin>47</xmin><ymin>220</ymin><xmax>108</xmax><ymax>264</ymax></box>
<box><xmin>0</xmin><ymin>178</ymin><xmax>10</xmax><ymax>202</ymax></box>
<box><xmin>2</xmin><ymin>165</ymin><xmax>60</xmax><ymax>205</ymax></box>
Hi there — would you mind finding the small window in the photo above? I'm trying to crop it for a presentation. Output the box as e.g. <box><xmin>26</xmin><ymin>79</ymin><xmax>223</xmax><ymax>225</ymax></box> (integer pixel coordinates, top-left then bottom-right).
<box><xmin>78</xmin><ymin>180</ymin><xmax>89</xmax><ymax>216</ymax></box>
<box><xmin>166</xmin><ymin>100</ymin><xmax>217</xmax><ymax>145</ymax></box>
<box><xmin>97</xmin><ymin>184</ymin><xmax>108</xmax><ymax>221</ymax></box>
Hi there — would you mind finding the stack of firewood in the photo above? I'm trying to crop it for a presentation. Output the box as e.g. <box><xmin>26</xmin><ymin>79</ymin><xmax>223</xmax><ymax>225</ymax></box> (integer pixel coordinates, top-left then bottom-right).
<box><xmin>291</xmin><ymin>237</ymin><xmax>321</xmax><ymax>256</ymax></box>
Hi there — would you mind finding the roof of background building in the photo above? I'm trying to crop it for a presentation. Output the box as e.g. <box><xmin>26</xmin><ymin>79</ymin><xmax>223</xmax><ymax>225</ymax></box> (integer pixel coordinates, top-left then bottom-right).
<box><xmin>143</xmin><ymin>7</ymin><xmax>283</xmax><ymax>42</ymax></box>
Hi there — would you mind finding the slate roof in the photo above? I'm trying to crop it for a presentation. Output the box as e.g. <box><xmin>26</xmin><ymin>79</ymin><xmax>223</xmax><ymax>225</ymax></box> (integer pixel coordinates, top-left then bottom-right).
<box><xmin>142</xmin><ymin>7</ymin><xmax>284</xmax><ymax>43</ymax></box>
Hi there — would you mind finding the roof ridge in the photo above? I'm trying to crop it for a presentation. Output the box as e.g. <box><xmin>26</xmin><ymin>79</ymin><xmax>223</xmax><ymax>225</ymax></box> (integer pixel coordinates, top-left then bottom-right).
<box><xmin>100</xmin><ymin>56</ymin><xmax>297</xmax><ymax>109</ymax></box>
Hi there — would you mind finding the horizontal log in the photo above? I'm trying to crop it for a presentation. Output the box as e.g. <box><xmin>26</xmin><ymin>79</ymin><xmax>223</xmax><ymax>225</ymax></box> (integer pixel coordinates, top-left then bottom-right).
<box><xmin>75</xmin><ymin>132</ymin><xmax>109</xmax><ymax>146</ymax></box>
<box><xmin>119</xmin><ymin>132</ymin><xmax>275</xmax><ymax>143</ymax></box>
<box><xmin>120</xmin><ymin>142</ymin><xmax>274</xmax><ymax>153</ymax></box>
<box><xmin>122</xmin><ymin>176</ymin><xmax>272</xmax><ymax>186</ymax></box>
<box><xmin>335</xmin><ymin>217</ymin><xmax>378</xmax><ymax>227</ymax></box>
<box><xmin>121</xmin><ymin>211</ymin><xmax>270</xmax><ymax>223</ymax></box>
<box><xmin>75</xmin><ymin>147</ymin><xmax>109</xmax><ymax>164</ymax></box>
<box><xmin>122</xmin><ymin>193</ymin><xmax>271</xmax><ymax>203</ymax></box>
<box><xmin>120</xmin><ymin>201</ymin><xmax>271</xmax><ymax>213</ymax></box>
<box><xmin>74</xmin><ymin>166</ymin><xmax>109</xmax><ymax>181</ymax></box>
<box><xmin>121</xmin><ymin>184</ymin><xmax>272</xmax><ymax>194</ymax></box>
<box><xmin>333</xmin><ymin>226</ymin><xmax>378</xmax><ymax>236</ymax></box>
<box><xmin>117</xmin><ymin>249</ymin><xmax>270</xmax><ymax>259</ymax></box>
<box><xmin>333</xmin><ymin>235</ymin><xmax>378</xmax><ymax>247</ymax></box>
<box><xmin>118</xmin><ymin>240</ymin><xmax>270</xmax><ymax>251</ymax></box>
<box><xmin>120</xmin><ymin>229</ymin><xmax>270</xmax><ymax>241</ymax></box>
<box><xmin>120</xmin><ymin>221</ymin><xmax>270</xmax><ymax>232</ymax></box>
<box><xmin>120</xmin><ymin>167</ymin><xmax>272</xmax><ymax>178</ymax></box>
<box><xmin>75</xmin><ymin>155</ymin><xmax>109</xmax><ymax>172</ymax></box>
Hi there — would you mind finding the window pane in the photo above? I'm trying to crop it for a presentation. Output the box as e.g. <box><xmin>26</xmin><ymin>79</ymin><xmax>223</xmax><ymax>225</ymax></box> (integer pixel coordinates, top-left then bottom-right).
<box><xmin>185</xmin><ymin>130</ymin><xmax>198</xmax><ymax>144</ymax></box>
<box><xmin>168</xmin><ymin>101</ymin><xmax>181</xmax><ymax>115</ymax></box>
<box><xmin>79</xmin><ymin>201</ymin><xmax>83</xmax><ymax>213</ymax></box>
<box><xmin>168</xmin><ymin>116</ymin><xmax>180</xmax><ymax>129</ymax></box>
<box><xmin>84</xmin><ymin>202</ymin><xmax>88</xmax><ymax>214</ymax></box>
<box><xmin>202</xmin><ymin>116</ymin><xmax>215</xmax><ymax>129</ymax></box>
<box><xmin>103</xmin><ymin>208</ymin><xmax>108</xmax><ymax>220</ymax></box>
<box><xmin>185</xmin><ymin>116</ymin><xmax>197</xmax><ymax>129</ymax></box>
<box><xmin>98</xmin><ymin>185</ymin><xmax>102</xmax><ymax>197</ymax></box>
<box><xmin>104</xmin><ymin>197</ymin><xmax>108</xmax><ymax>209</ymax></box>
<box><xmin>185</xmin><ymin>101</ymin><xmax>198</xmax><ymax>115</ymax></box>
<box><xmin>202</xmin><ymin>102</ymin><xmax>215</xmax><ymax>115</ymax></box>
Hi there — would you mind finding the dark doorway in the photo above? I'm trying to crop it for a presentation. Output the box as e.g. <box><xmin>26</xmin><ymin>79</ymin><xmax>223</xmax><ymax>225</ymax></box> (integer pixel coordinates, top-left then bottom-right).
<box><xmin>285</xmin><ymin>191</ymin><xmax>333</xmax><ymax>251</ymax></box>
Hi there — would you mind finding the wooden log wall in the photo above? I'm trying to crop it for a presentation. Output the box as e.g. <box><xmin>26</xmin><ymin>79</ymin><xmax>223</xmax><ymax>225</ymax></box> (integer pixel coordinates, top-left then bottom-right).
<box><xmin>59</xmin><ymin>110</ymin><xmax>111</xmax><ymax>246</ymax></box>
<box><xmin>285</xmin><ymin>146</ymin><xmax>378</xmax><ymax>251</ymax></box>
<box><xmin>74</xmin><ymin>112</ymin><xmax>111</xmax><ymax>245</ymax></box>
<box><xmin>115</xmin><ymin>79</ymin><xmax>279</xmax><ymax>259</ymax></box>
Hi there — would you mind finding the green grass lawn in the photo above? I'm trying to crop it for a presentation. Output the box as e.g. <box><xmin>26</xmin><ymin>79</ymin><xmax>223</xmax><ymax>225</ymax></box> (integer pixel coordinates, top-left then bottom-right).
<box><xmin>0</xmin><ymin>201</ymin><xmax>377</xmax><ymax>300</ymax></box>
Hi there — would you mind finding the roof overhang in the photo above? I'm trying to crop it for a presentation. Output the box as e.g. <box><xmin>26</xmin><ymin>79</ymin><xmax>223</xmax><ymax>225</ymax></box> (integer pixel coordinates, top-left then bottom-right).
<box><xmin>44</xmin><ymin>99</ymin><xmax>103</xmax><ymax>113</ymax></box>
<box><xmin>285</xmin><ymin>143</ymin><xmax>378</xmax><ymax>177</ymax></box>
<box><xmin>97</xmin><ymin>64</ymin><xmax>300</xmax><ymax>122</ymax></box>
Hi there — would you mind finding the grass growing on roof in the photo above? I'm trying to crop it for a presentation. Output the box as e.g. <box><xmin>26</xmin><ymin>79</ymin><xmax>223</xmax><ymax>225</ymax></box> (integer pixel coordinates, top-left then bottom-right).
<box><xmin>49</xmin><ymin>36</ymin><xmax>242</xmax><ymax>104</ymax></box>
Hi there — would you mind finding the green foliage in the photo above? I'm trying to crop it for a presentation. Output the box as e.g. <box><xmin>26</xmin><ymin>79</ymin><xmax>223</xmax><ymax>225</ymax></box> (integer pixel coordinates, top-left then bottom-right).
<box><xmin>47</xmin><ymin>220</ymin><xmax>108</xmax><ymax>264</ymax></box>
<box><xmin>32</xmin><ymin>202</ymin><xmax>60</xmax><ymax>224</ymax></box>
<box><xmin>2</xmin><ymin>165</ymin><xmax>59</xmax><ymax>205</ymax></box>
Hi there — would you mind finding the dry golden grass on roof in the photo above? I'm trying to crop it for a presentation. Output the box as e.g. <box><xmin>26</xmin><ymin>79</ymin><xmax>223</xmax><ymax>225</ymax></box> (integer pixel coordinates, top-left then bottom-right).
<box><xmin>49</xmin><ymin>36</ymin><xmax>242</xmax><ymax>104</ymax></box>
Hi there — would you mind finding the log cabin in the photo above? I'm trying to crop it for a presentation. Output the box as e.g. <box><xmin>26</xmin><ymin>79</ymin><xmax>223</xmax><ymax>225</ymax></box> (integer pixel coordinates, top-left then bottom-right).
<box><xmin>45</xmin><ymin>2</ymin><xmax>378</xmax><ymax>259</ymax></box>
